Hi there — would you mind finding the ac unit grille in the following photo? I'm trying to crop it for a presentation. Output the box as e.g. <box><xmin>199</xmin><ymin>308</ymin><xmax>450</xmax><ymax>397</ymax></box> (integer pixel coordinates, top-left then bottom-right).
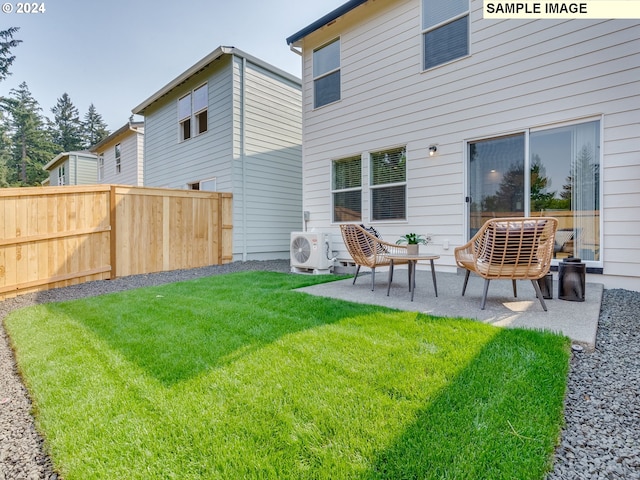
<box><xmin>290</xmin><ymin>232</ymin><xmax>333</xmax><ymax>274</ymax></box>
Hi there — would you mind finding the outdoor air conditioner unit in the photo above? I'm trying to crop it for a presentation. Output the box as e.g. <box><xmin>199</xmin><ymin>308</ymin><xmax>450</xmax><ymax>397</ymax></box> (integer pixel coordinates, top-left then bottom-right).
<box><xmin>290</xmin><ymin>231</ymin><xmax>334</xmax><ymax>274</ymax></box>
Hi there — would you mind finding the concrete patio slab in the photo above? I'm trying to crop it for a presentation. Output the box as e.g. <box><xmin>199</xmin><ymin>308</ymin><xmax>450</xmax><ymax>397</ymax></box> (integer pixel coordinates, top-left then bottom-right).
<box><xmin>296</xmin><ymin>269</ymin><xmax>603</xmax><ymax>350</ymax></box>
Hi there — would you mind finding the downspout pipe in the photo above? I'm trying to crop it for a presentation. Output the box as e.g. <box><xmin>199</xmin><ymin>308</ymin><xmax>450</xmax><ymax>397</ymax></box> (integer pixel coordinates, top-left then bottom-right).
<box><xmin>240</xmin><ymin>55</ymin><xmax>248</xmax><ymax>262</ymax></box>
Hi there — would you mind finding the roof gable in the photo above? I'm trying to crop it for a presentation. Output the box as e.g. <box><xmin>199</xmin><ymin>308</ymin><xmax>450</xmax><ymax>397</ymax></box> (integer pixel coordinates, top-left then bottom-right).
<box><xmin>132</xmin><ymin>46</ymin><xmax>300</xmax><ymax>115</ymax></box>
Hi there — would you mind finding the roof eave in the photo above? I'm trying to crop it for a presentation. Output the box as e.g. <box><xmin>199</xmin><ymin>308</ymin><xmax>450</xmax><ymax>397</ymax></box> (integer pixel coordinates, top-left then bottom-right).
<box><xmin>286</xmin><ymin>0</ymin><xmax>368</xmax><ymax>46</ymax></box>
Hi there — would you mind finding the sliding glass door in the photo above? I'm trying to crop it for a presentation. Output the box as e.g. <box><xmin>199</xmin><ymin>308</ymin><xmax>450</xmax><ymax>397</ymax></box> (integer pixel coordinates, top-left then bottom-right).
<box><xmin>468</xmin><ymin>133</ymin><xmax>525</xmax><ymax>237</ymax></box>
<box><xmin>467</xmin><ymin>120</ymin><xmax>600</xmax><ymax>263</ymax></box>
<box><xmin>530</xmin><ymin>121</ymin><xmax>600</xmax><ymax>261</ymax></box>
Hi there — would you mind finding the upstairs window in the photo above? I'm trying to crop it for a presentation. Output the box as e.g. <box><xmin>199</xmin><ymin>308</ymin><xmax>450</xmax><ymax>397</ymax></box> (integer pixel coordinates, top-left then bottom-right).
<box><xmin>98</xmin><ymin>154</ymin><xmax>104</xmax><ymax>181</ymax></box>
<box><xmin>313</xmin><ymin>39</ymin><xmax>341</xmax><ymax>108</ymax></box>
<box><xmin>370</xmin><ymin>147</ymin><xmax>407</xmax><ymax>221</ymax></box>
<box><xmin>178</xmin><ymin>84</ymin><xmax>208</xmax><ymax>141</ymax></box>
<box><xmin>58</xmin><ymin>165</ymin><xmax>66</xmax><ymax>186</ymax></box>
<box><xmin>193</xmin><ymin>84</ymin><xmax>208</xmax><ymax>135</ymax></box>
<box><xmin>115</xmin><ymin>143</ymin><xmax>121</xmax><ymax>174</ymax></box>
<box><xmin>422</xmin><ymin>0</ymin><xmax>469</xmax><ymax>70</ymax></box>
<box><xmin>189</xmin><ymin>177</ymin><xmax>217</xmax><ymax>191</ymax></box>
<box><xmin>178</xmin><ymin>93</ymin><xmax>191</xmax><ymax>141</ymax></box>
<box><xmin>332</xmin><ymin>155</ymin><xmax>362</xmax><ymax>222</ymax></box>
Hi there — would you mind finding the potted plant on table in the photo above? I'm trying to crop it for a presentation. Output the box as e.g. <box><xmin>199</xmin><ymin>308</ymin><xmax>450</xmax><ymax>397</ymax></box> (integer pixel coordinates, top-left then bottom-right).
<box><xmin>396</xmin><ymin>233</ymin><xmax>431</xmax><ymax>255</ymax></box>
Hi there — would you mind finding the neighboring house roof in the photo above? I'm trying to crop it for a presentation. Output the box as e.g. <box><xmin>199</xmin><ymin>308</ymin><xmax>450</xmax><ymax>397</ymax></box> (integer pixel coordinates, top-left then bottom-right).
<box><xmin>286</xmin><ymin>0</ymin><xmax>368</xmax><ymax>45</ymax></box>
<box><xmin>131</xmin><ymin>46</ymin><xmax>301</xmax><ymax>115</ymax></box>
<box><xmin>44</xmin><ymin>151</ymin><xmax>96</xmax><ymax>171</ymax></box>
<box><xmin>90</xmin><ymin>120</ymin><xmax>144</xmax><ymax>153</ymax></box>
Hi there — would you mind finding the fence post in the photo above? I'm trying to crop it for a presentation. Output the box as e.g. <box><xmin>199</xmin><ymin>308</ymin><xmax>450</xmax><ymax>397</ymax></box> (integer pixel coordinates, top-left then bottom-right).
<box><xmin>109</xmin><ymin>185</ymin><xmax>117</xmax><ymax>279</ymax></box>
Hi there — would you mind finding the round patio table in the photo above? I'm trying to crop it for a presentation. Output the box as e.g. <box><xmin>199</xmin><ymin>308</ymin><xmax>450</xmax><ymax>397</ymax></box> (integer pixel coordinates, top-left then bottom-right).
<box><xmin>385</xmin><ymin>254</ymin><xmax>439</xmax><ymax>301</ymax></box>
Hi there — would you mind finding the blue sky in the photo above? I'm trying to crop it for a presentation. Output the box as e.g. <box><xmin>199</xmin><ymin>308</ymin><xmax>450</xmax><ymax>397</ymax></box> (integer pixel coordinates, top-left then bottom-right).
<box><xmin>2</xmin><ymin>0</ymin><xmax>345</xmax><ymax>131</ymax></box>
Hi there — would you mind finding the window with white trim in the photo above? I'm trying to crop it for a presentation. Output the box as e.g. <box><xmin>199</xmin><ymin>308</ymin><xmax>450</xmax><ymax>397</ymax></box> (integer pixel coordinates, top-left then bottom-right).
<box><xmin>115</xmin><ymin>143</ymin><xmax>121</xmax><ymax>174</ymax></box>
<box><xmin>179</xmin><ymin>84</ymin><xmax>208</xmax><ymax>141</ymax></box>
<box><xmin>422</xmin><ymin>0</ymin><xmax>469</xmax><ymax>70</ymax></box>
<box><xmin>178</xmin><ymin>93</ymin><xmax>191</xmax><ymax>141</ymax></box>
<box><xmin>370</xmin><ymin>147</ymin><xmax>407</xmax><ymax>221</ymax></box>
<box><xmin>58</xmin><ymin>165</ymin><xmax>66</xmax><ymax>186</ymax></box>
<box><xmin>98</xmin><ymin>154</ymin><xmax>104</xmax><ymax>181</ymax></box>
<box><xmin>188</xmin><ymin>177</ymin><xmax>217</xmax><ymax>191</ymax></box>
<box><xmin>313</xmin><ymin>39</ymin><xmax>340</xmax><ymax>108</ymax></box>
<box><xmin>332</xmin><ymin>155</ymin><xmax>361</xmax><ymax>222</ymax></box>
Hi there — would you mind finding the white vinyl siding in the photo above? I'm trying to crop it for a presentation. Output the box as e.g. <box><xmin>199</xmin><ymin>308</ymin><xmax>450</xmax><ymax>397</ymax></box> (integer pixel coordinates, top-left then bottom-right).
<box><xmin>95</xmin><ymin>129</ymin><xmax>144</xmax><ymax>186</ymax></box>
<box><xmin>232</xmin><ymin>57</ymin><xmax>303</xmax><ymax>260</ymax></box>
<box><xmin>75</xmin><ymin>154</ymin><xmax>98</xmax><ymax>184</ymax></box>
<box><xmin>298</xmin><ymin>0</ymin><xmax>640</xmax><ymax>286</ymax></box>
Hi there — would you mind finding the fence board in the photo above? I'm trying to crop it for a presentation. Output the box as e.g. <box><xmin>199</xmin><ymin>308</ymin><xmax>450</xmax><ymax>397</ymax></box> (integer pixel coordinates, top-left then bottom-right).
<box><xmin>0</xmin><ymin>185</ymin><xmax>233</xmax><ymax>300</ymax></box>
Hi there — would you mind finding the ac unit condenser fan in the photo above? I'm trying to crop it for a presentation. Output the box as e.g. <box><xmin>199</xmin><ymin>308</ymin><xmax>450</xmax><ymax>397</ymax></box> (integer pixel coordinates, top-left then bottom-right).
<box><xmin>291</xmin><ymin>235</ymin><xmax>312</xmax><ymax>264</ymax></box>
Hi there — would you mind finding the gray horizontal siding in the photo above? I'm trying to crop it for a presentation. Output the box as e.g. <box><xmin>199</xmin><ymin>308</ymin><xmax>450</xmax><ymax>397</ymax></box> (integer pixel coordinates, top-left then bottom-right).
<box><xmin>232</xmin><ymin>58</ymin><xmax>303</xmax><ymax>258</ymax></box>
<box><xmin>143</xmin><ymin>57</ymin><xmax>234</xmax><ymax>189</ymax></box>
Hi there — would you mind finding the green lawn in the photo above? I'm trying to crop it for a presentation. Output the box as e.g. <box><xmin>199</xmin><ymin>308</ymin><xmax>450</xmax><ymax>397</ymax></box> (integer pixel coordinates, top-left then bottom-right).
<box><xmin>4</xmin><ymin>271</ymin><xmax>570</xmax><ymax>479</ymax></box>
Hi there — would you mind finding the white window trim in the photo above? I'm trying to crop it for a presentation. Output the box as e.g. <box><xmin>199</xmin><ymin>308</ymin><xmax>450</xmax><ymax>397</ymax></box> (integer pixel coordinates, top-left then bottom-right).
<box><xmin>421</xmin><ymin>0</ymin><xmax>470</xmax><ymax>71</ymax></box>
<box><xmin>98</xmin><ymin>154</ymin><xmax>104</xmax><ymax>181</ymax></box>
<box><xmin>188</xmin><ymin>177</ymin><xmax>217</xmax><ymax>191</ymax></box>
<box><xmin>178</xmin><ymin>83</ymin><xmax>208</xmax><ymax>142</ymax></box>
<box><xmin>331</xmin><ymin>154</ymin><xmax>363</xmax><ymax>224</ymax></box>
<box><xmin>369</xmin><ymin>147</ymin><xmax>408</xmax><ymax>223</ymax></box>
<box><xmin>58</xmin><ymin>165</ymin><xmax>66</xmax><ymax>186</ymax></box>
<box><xmin>115</xmin><ymin>143</ymin><xmax>121</xmax><ymax>174</ymax></box>
<box><xmin>313</xmin><ymin>38</ymin><xmax>341</xmax><ymax>109</ymax></box>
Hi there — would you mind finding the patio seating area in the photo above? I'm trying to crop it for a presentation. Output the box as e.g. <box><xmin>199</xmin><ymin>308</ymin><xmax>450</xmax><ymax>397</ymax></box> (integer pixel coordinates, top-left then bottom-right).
<box><xmin>296</xmin><ymin>268</ymin><xmax>603</xmax><ymax>350</ymax></box>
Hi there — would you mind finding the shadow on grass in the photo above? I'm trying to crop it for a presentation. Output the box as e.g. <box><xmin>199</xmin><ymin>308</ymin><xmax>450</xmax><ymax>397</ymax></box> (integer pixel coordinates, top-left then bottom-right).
<box><xmin>40</xmin><ymin>271</ymin><xmax>380</xmax><ymax>386</ymax></box>
<box><xmin>366</xmin><ymin>327</ymin><xmax>570</xmax><ymax>480</ymax></box>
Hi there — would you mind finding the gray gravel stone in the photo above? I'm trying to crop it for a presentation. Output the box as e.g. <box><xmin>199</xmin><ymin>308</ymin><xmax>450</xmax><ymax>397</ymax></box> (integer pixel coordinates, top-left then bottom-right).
<box><xmin>1</xmin><ymin>262</ymin><xmax>638</xmax><ymax>479</ymax></box>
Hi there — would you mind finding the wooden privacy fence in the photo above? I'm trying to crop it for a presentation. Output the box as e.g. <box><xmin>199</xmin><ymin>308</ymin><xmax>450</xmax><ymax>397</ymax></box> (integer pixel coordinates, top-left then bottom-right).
<box><xmin>0</xmin><ymin>185</ymin><xmax>233</xmax><ymax>300</ymax></box>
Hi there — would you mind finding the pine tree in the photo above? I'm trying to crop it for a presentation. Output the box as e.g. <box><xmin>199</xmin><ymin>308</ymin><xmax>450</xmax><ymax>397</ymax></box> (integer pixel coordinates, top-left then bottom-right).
<box><xmin>0</xmin><ymin>27</ymin><xmax>22</xmax><ymax>82</ymax></box>
<box><xmin>82</xmin><ymin>103</ymin><xmax>110</xmax><ymax>148</ymax></box>
<box><xmin>51</xmin><ymin>93</ymin><xmax>84</xmax><ymax>151</ymax></box>
<box><xmin>0</xmin><ymin>82</ymin><xmax>58</xmax><ymax>185</ymax></box>
<box><xmin>0</xmin><ymin>112</ymin><xmax>12</xmax><ymax>187</ymax></box>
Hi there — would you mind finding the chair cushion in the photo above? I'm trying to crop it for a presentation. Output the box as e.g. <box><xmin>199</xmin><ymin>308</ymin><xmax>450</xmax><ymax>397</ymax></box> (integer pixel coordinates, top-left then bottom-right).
<box><xmin>359</xmin><ymin>225</ymin><xmax>387</xmax><ymax>255</ymax></box>
<box><xmin>480</xmin><ymin>220</ymin><xmax>546</xmax><ymax>265</ymax></box>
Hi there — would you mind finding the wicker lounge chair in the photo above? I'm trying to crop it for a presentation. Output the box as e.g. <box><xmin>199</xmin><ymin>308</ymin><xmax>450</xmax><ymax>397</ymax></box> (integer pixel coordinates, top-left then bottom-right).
<box><xmin>340</xmin><ymin>224</ymin><xmax>410</xmax><ymax>291</ymax></box>
<box><xmin>454</xmin><ymin>217</ymin><xmax>558</xmax><ymax>310</ymax></box>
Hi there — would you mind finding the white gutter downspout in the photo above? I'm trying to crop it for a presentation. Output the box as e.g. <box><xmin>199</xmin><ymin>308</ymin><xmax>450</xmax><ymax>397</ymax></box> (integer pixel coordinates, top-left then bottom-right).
<box><xmin>240</xmin><ymin>55</ymin><xmax>248</xmax><ymax>262</ymax></box>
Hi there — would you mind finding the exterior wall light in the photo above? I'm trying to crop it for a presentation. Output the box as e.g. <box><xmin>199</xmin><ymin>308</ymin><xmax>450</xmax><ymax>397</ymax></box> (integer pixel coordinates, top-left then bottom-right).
<box><xmin>429</xmin><ymin>145</ymin><xmax>438</xmax><ymax>156</ymax></box>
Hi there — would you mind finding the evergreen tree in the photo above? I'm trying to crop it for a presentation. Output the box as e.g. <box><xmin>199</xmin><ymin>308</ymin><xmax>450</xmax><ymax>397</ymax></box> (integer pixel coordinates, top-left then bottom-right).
<box><xmin>0</xmin><ymin>112</ymin><xmax>12</xmax><ymax>187</ymax></box>
<box><xmin>0</xmin><ymin>27</ymin><xmax>22</xmax><ymax>82</ymax></box>
<box><xmin>0</xmin><ymin>82</ymin><xmax>57</xmax><ymax>185</ymax></box>
<box><xmin>82</xmin><ymin>103</ymin><xmax>110</xmax><ymax>148</ymax></box>
<box><xmin>51</xmin><ymin>92</ymin><xmax>84</xmax><ymax>151</ymax></box>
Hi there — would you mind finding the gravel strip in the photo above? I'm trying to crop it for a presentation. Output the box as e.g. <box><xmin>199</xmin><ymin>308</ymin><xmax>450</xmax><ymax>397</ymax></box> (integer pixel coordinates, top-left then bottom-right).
<box><xmin>547</xmin><ymin>288</ymin><xmax>640</xmax><ymax>480</ymax></box>
<box><xmin>0</xmin><ymin>261</ymin><xmax>638</xmax><ymax>479</ymax></box>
